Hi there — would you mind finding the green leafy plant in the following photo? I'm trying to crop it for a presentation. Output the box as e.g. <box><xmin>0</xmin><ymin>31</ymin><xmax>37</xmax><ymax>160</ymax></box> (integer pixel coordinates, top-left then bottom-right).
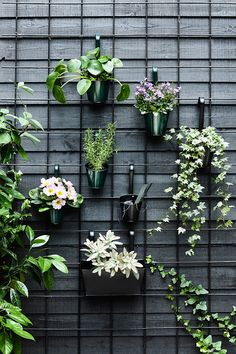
<box><xmin>29</xmin><ymin>176</ymin><xmax>83</xmax><ymax>212</ymax></box>
<box><xmin>82</xmin><ymin>230</ymin><xmax>143</xmax><ymax>279</ymax></box>
<box><xmin>0</xmin><ymin>170</ymin><xmax>68</xmax><ymax>353</ymax></box>
<box><xmin>0</xmin><ymin>82</ymin><xmax>43</xmax><ymax>164</ymax></box>
<box><xmin>46</xmin><ymin>47</ymin><xmax>130</xmax><ymax>103</ymax></box>
<box><xmin>150</xmin><ymin>126</ymin><xmax>233</xmax><ymax>256</ymax></box>
<box><xmin>146</xmin><ymin>255</ymin><xmax>236</xmax><ymax>353</ymax></box>
<box><xmin>84</xmin><ymin>122</ymin><xmax>117</xmax><ymax>171</ymax></box>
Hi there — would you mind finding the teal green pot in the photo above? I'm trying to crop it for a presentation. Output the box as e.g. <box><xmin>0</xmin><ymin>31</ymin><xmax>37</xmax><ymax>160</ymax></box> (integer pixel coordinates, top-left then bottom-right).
<box><xmin>86</xmin><ymin>163</ymin><xmax>108</xmax><ymax>189</ymax></box>
<box><xmin>50</xmin><ymin>209</ymin><xmax>63</xmax><ymax>225</ymax></box>
<box><xmin>145</xmin><ymin>112</ymin><xmax>169</xmax><ymax>136</ymax></box>
<box><xmin>87</xmin><ymin>81</ymin><xmax>110</xmax><ymax>103</ymax></box>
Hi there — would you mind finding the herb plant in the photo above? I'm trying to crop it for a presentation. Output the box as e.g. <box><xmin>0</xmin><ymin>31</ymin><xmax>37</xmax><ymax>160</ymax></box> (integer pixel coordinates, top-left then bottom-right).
<box><xmin>146</xmin><ymin>255</ymin><xmax>236</xmax><ymax>354</ymax></box>
<box><xmin>46</xmin><ymin>47</ymin><xmax>130</xmax><ymax>103</ymax></box>
<box><xmin>0</xmin><ymin>170</ymin><xmax>68</xmax><ymax>353</ymax></box>
<box><xmin>82</xmin><ymin>230</ymin><xmax>143</xmax><ymax>279</ymax></box>
<box><xmin>29</xmin><ymin>177</ymin><xmax>83</xmax><ymax>212</ymax></box>
<box><xmin>150</xmin><ymin>126</ymin><xmax>233</xmax><ymax>256</ymax></box>
<box><xmin>84</xmin><ymin>122</ymin><xmax>117</xmax><ymax>171</ymax></box>
<box><xmin>0</xmin><ymin>82</ymin><xmax>43</xmax><ymax>163</ymax></box>
<box><xmin>135</xmin><ymin>78</ymin><xmax>181</xmax><ymax>114</ymax></box>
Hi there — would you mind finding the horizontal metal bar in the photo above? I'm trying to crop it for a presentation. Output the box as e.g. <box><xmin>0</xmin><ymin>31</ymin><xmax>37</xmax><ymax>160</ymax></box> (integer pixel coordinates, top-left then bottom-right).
<box><xmin>3</xmin><ymin>1</ymin><xmax>236</xmax><ymax>5</ymax></box>
<box><xmin>1</xmin><ymin>98</ymin><xmax>236</xmax><ymax>102</ymax></box>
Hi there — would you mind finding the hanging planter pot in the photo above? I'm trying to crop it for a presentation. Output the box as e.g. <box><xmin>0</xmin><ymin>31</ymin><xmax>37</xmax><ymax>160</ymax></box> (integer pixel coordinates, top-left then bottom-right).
<box><xmin>85</xmin><ymin>163</ymin><xmax>108</xmax><ymax>189</ymax></box>
<box><xmin>50</xmin><ymin>209</ymin><xmax>63</xmax><ymax>225</ymax></box>
<box><xmin>145</xmin><ymin>112</ymin><xmax>169</xmax><ymax>137</ymax></box>
<box><xmin>81</xmin><ymin>261</ymin><xmax>145</xmax><ymax>296</ymax></box>
<box><xmin>87</xmin><ymin>81</ymin><xmax>110</xmax><ymax>103</ymax></box>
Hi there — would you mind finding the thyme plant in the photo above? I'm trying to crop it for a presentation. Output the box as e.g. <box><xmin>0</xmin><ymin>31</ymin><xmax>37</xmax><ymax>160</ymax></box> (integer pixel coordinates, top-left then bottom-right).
<box><xmin>150</xmin><ymin>126</ymin><xmax>233</xmax><ymax>256</ymax></box>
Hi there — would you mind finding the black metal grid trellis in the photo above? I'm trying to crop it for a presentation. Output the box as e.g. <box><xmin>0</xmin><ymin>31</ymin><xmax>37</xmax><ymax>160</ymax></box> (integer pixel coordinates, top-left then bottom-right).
<box><xmin>1</xmin><ymin>0</ymin><xmax>236</xmax><ymax>353</ymax></box>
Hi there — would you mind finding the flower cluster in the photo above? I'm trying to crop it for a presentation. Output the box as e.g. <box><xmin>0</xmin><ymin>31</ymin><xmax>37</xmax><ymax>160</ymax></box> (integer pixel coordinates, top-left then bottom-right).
<box><xmin>135</xmin><ymin>78</ymin><xmax>181</xmax><ymax>114</ymax></box>
<box><xmin>29</xmin><ymin>177</ymin><xmax>83</xmax><ymax>211</ymax></box>
<box><xmin>82</xmin><ymin>230</ymin><xmax>143</xmax><ymax>279</ymax></box>
<box><xmin>150</xmin><ymin>126</ymin><xmax>233</xmax><ymax>256</ymax></box>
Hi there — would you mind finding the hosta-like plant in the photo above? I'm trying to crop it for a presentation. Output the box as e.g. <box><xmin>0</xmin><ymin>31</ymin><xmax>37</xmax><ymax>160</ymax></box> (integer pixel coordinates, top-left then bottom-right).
<box><xmin>0</xmin><ymin>82</ymin><xmax>43</xmax><ymax>164</ymax></box>
<box><xmin>82</xmin><ymin>230</ymin><xmax>143</xmax><ymax>279</ymax></box>
<box><xmin>0</xmin><ymin>170</ymin><xmax>68</xmax><ymax>353</ymax></box>
<box><xmin>150</xmin><ymin>126</ymin><xmax>233</xmax><ymax>256</ymax></box>
<box><xmin>46</xmin><ymin>47</ymin><xmax>130</xmax><ymax>103</ymax></box>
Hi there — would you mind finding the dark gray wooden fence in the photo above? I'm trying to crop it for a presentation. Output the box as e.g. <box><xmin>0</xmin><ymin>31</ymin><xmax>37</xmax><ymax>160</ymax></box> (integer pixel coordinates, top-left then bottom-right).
<box><xmin>0</xmin><ymin>0</ymin><xmax>236</xmax><ymax>353</ymax></box>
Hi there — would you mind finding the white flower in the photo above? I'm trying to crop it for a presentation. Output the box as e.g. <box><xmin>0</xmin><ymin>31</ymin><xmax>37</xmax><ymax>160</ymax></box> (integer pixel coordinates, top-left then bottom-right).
<box><xmin>43</xmin><ymin>185</ymin><xmax>57</xmax><ymax>196</ymax></box>
<box><xmin>164</xmin><ymin>187</ymin><xmax>173</xmax><ymax>193</ymax></box>
<box><xmin>52</xmin><ymin>198</ymin><xmax>66</xmax><ymax>210</ymax></box>
<box><xmin>177</xmin><ymin>227</ymin><xmax>186</xmax><ymax>235</ymax></box>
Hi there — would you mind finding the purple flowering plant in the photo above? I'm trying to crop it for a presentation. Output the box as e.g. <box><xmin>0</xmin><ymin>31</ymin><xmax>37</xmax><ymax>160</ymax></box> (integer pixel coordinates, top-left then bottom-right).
<box><xmin>135</xmin><ymin>78</ymin><xmax>181</xmax><ymax>115</ymax></box>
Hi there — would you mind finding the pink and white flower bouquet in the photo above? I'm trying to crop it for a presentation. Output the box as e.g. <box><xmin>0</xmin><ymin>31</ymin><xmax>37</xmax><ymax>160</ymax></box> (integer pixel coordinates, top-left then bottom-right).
<box><xmin>29</xmin><ymin>177</ymin><xmax>83</xmax><ymax>212</ymax></box>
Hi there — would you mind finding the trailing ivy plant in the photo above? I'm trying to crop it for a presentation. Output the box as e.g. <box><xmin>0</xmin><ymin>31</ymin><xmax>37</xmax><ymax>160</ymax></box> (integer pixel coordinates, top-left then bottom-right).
<box><xmin>146</xmin><ymin>255</ymin><xmax>236</xmax><ymax>354</ymax></box>
<box><xmin>0</xmin><ymin>82</ymin><xmax>43</xmax><ymax>163</ymax></box>
<box><xmin>0</xmin><ymin>169</ymin><xmax>68</xmax><ymax>353</ymax></box>
<box><xmin>150</xmin><ymin>126</ymin><xmax>233</xmax><ymax>256</ymax></box>
<box><xmin>46</xmin><ymin>47</ymin><xmax>130</xmax><ymax>103</ymax></box>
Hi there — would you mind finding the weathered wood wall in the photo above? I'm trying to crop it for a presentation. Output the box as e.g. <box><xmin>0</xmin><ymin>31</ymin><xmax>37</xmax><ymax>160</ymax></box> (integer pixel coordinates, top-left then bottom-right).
<box><xmin>0</xmin><ymin>0</ymin><xmax>236</xmax><ymax>353</ymax></box>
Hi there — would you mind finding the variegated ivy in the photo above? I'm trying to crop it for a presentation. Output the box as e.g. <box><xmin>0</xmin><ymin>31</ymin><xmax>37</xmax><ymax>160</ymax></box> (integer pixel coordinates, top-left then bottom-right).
<box><xmin>150</xmin><ymin>126</ymin><xmax>233</xmax><ymax>256</ymax></box>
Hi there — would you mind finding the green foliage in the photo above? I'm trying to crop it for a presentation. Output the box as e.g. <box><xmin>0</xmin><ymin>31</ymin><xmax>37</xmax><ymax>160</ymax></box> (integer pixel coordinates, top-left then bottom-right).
<box><xmin>0</xmin><ymin>83</ymin><xmax>43</xmax><ymax>164</ymax></box>
<box><xmin>0</xmin><ymin>170</ymin><xmax>68</xmax><ymax>353</ymax></box>
<box><xmin>83</xmin><ymin>122</ymin><xmax>117</xmax><ymax>171</ymax></box>
<box><xmin>150</xmin><ymin>126</ymin><xmax>233</xmax><ymax>256</ymax></box>
<box><xmin>46</xmin><ymin>47</ymin><xmax>130</xmax><ymax>103</ymax></box>
<box><xmin>146</xmin><ymin>255</ymin><xmax>236</xmax><ymax>353</ymax></box>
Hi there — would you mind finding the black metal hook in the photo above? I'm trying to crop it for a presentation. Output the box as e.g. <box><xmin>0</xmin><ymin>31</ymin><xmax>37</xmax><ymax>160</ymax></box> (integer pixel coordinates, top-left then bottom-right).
<box><xmin>54</xmin><ymin>164</ymin><xmax>60</xmax><ymax>177</ymax></box>
<box><xmin>128</xmin><ymin>230</ymin><xmax>135</xmax><ymax>251</ymax></box>
<box><xmin>129</xmin><ymin>164</ymin><xmax>134</xmax><ymax>195</ymax></box>
<box><xmin>0</xmin><ymin>57</ymin><xmax>6</xmax><ymax>62</ymax></box>
<box><xmin>152</xmin><ymin>66</ymin><xmax>158</xmax><ymax>85</ymax></box>
<box><xmin>198</xmin><ymin>97</ymin><xmax>205</xmax><ymax>131</ymax></box>
<box><xmin>89</xmin><ymin>230</ymin><xmax>95</xmax><ymax>241</ymax></box>
<box><xmin>95</xmin><ymin>33</ymin><xmax>100</xmax><ymax>48</ymax></box>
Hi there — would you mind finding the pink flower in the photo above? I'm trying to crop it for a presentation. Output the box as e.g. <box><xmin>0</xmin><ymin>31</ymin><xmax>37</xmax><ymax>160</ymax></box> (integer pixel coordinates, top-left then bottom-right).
<box><xmin>52</xmin><ymin>198</ymin><xmax>66</xmax><ymax>210</ymax></box>
<box><xmin>56</xmin><ymin>187</ymin><xmax>67</xmax><ymax>199</ymax></box>
<box><xmin>43</xmin><ymin>185</ymin><xmax>56</xmax><ymax>196</ymax></box>
<box><xmin>40</xmin><ymin>178</ymin><xmax>51</xmax><ymax>188</ymax></box>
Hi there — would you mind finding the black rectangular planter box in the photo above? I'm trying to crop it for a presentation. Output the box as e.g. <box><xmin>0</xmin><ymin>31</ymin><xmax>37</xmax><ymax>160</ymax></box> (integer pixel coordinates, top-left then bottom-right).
<box><xmin>81</xmin><ymin>261</ymin><xmax>145</xmax><ymax>296</ymax></box>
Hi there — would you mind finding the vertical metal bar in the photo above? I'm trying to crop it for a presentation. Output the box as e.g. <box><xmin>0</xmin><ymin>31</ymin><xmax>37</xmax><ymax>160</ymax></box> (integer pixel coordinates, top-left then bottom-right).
<box><xmin>78</xmin><ymin>1</ymin><xmax>84</xmax><ymax>353</ymax></box>
<box><xmin>176</xmin><ymin>1</ymin><xmax>181</xmax><ymax>353</ymax></box>
<box><xmin>143</xmin><ymin>1</ymin><xmax>148</xmax><ymax>353</ymax></box>
<box><xmin>45</xmin><ymin>1</ymin><xmax>51</xmax><ymax>353</ymax></box>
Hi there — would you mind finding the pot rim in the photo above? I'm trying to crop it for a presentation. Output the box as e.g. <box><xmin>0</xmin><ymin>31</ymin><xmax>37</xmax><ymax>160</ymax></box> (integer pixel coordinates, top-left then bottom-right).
<box><xmin>85</xmin><ymin>162</ymin><xmax>108</xmax><ymax>172</ymax></box>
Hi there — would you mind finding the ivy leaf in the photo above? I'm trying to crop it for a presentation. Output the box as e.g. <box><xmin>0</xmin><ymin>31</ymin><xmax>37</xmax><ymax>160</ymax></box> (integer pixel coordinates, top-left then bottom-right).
<box><xmin>116</xmin><ymin>84</ymin><xmax>130</xmax><ymax>101</ymax></box>
<box><xmin>67</xmin><ymin>59</ymin><xmax>81</xmax><ymax>72</ymax></box>
<box><xmin>195</xmin><ymin>301</ymin><xmax>207</xmax><ymax>312</ymax></box>
<box><xmin>53</xmin><ymin>85</ymin><xmax>66</xmax><ymax>104</ymax></box>
<box><xmin>77</xmin><ymin>79</ymin><xmax>91</xmax><ymax>96</ymax></box>
<box><xmin>32</xmin><ymin>235</ymin><xmax>50</xmax><ymax>248</ymax></box>
<box><xmin>46</xmin><ymin>72</ymin><xmax>60</xmax><ymax>91</ymax></box>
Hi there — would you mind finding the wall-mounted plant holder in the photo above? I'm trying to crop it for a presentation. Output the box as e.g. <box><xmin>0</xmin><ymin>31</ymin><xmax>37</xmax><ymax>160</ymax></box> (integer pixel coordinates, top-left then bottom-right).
<box><xmin>50</xmin><ymin>164</ymin><xmax>64</xmax><ymax>225</ymax></box>
<box><xmin>85</xmin><ymin>163</ymin><xmax>108</xmax><ymax>189</ymax></box>
<box><xmin>145</xmin><ymin>67</ymin><xmax>169</xmax><ymax>136</ymax></box>
<box><xmin>198</xmin><ymin>97</ymin><xmax>212</xmax><ymax>169</ymax></box>
<box><xmin>81</xmin><ymin>231</ymin><xmax>145</xmax><ymax>296</ymax></box>
<box><xmin>119</xmin><ymin>164</ymin><xmax>151</xmax><ymax>223</ymax></box>
<box><xmin>87</xmin><ymin>34</ymin><xmax>110</xmax><ymax>104</ymax></box>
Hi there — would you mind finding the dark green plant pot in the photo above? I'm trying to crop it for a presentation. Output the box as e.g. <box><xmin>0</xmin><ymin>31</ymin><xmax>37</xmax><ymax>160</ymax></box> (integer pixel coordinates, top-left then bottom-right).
<box><xmin>87</xmin><ymin>81</ymin><xmax>110</xmax><ymax>103</ymax></box>
<box><xmin>145</xmin><ymin>112</ymin><xmax>169</xmax><ymax>136</ymax></box>
<box><xmin>86</xmin><ymin>163</ymin><xmax>108</xmax><ymax>189</ymax></box>
<box><xmin>50</xmin><ymin>209</ymin><xmax>63</xmax><ymax>225</ymax></box>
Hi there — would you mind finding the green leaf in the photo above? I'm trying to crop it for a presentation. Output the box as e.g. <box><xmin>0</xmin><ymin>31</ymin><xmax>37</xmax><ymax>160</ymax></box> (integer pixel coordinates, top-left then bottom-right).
<box><xmin>54</xmin><ymin>59</ymin><xmax>66</xmax><ymax>74</ymax></box>
<box><xmin>6</xmin><ymin>320</ymin><xmax>34</xmax><ymax>341</ymax></box>
<box><xmin>48</xmin><ymin>254</ymin><xmax>66</xmax><ymax>262</ymax></box>
<box><xmin>98</xmin><ymin>55</ymin><xmax>111</xmax><ymax>64</ymax></box>
<box><xmin>46</xmin><ymin>72</ymin><xmax>60</xmax><ymax>91</ymax></box>
<box><xmin>86</xmin><ymin>47</ymin><xmax>100</xmax><ymax>58</ymax></box>
<box><xmin>0</xmin><ymin>132</ymin><xmax>11</xmax><ymax>145</ymax></box>
<box><xmin>29</xmin><ymin>119</ymin><xmax>44</xmax><ymax>130</ymax></box>
<box><xmin>13</xmin><ymin>281</ymin><xmax>28</xmax><ymax>298</ymax></box>
<box><xmin>10</xmin><ymin>289</ymin><xmax>21</xmax><ymax>307</ymax></box>
<box><xmin>111</xmin><ymin>58</ymin><xmax>123</xmax><ymax>68</ymax></box>
<box><xmin>0</xmin><ymin>333</ymin><xmax>13</xmax><ymax>354</ymax></box>
<box><xmin>0</xmin><ymin>108</ymin><xmax>9</xmax><ymax>115</ymax></box>
<box><xmin>38</xmin><ymin>257</ymin><xmax>52</xmax><ymax>273</ymax></box>
<box><xmin>7</xmin><ymin>309</ymin><xmax>32</xmax><ymax>326</ymax></box>
<box><xmin>17</xmin><ymin>146</ymin><xmax>28</xmax><ymax>160</ymax></box>
<box><xmin>25</xmin><ymin>225</ymin><xmax>35</xmax><ymax>242</ymax></box>
<box><xmin>53</xmin><ymin>85</ymin><xmax>66</xmax><ymax>104</ymax></box>
<box><xmin>32</xmin><ymin>235</ymin><xmax>50</xmax><ymax>248</ymax></box>
<box><xmin>80</xmin><ymin>56</ymin><xmax>90</xmax><ymax>69</ymax></box>
<box><xmin>102</xmin><ymin>61</ymin><xmax>114</xmax><ymax>74</ymax></box>
<box><xmin>77</xmin><ymin>79</ymin><xmax>91</xmax><ymax>96</ymax></box>
<box><xmin>52</xmin><ymin>260</ymin><xmax>68</xmax><ymax>274</ymax></box>
<box><xmin>16</xmin><ymin>117</ymin><xmax>29</xmax><ymax>126</ymax></box>
<box><xmin>87</xmin><ymin>60</ymin><xmax>103</xmax><ymax>76</ymax></box>
<box><xmin>12</xmin><ymin>336</ymin><xmax>22</xmax><ymax>354</ymax></box>
<box><xmin>43</xmin><ymin>269</ymin><xmax>55</xmax><ymax>291</ymax></box>
<box><xmin>8</xmin><ymin>189</ymin><xmax>25</xmax><ymax>200</ymax></box>
<box><xmin>116</xmin><ymin>83</ymin><xmax>130</xmax><ymax>101</ymax></box>
<box><xmin>17</xmin><ymin>82</ymin><xmax>34</xmax><ymax>95</ymax></box>
<box><xmin>21</xmin><ymin>132</ymin><xmax>40</xmax><ymax>144</ymax></box>
<box><xmin>67</xmin><ymin>59</ymin><xmax>81</xmax><ymax>72</ymax></box>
